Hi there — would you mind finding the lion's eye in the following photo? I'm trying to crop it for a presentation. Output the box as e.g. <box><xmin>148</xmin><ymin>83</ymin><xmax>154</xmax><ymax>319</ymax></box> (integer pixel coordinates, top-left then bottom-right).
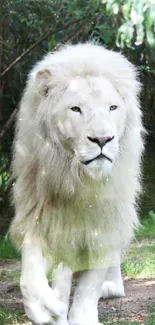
<box><xmin>110</xmin><ymin>105</ymin><xmax>118</xmax><ymax>111</ymax></box>
<box><xmin>70</xmin><ymin>106</ymin><xmax>81</xmax><ymax>113</ymax></box>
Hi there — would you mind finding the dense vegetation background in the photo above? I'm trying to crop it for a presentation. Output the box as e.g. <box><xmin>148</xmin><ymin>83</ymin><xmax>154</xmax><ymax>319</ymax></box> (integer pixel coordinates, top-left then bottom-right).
<box><xmin>0</xmin><ymin>0</ymin><xmax>155</xmax><ymax>233</ymax></box>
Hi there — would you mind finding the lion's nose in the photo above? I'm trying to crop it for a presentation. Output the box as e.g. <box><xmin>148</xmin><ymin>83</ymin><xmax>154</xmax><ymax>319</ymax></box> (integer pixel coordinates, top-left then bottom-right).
<box><xmin>87</xmin><ymin>136</ymin><xmax>114</xmax><ymax>149</ymax></box>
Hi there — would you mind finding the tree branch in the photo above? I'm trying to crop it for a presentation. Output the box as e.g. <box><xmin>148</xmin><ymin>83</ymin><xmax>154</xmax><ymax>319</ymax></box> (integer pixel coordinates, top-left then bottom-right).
<box><xmin>0</xmin><ymin>19</ymin><xmax>89</xmax><ymax>139</ymax></box>
<box><xmin>0</xmin><ymin>18</ymin><xmax>85</xmax><ymax>78</ymax></box>
<box><xmin>54</xmin><ymin>19</ymin><xmax>88</xmax><ymax>50</ymax></box>
<box><xmin>0</xmin><ymin>108</ymin><xmax>18</xmax><ymax>139</ymax></box>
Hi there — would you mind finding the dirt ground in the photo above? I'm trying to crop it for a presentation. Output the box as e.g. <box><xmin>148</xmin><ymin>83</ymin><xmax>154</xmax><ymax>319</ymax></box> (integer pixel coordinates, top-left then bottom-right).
<box><xmin>0</xmin><ymin>260</ymin><xmax>155</xmax><ymax>324</ymax></box>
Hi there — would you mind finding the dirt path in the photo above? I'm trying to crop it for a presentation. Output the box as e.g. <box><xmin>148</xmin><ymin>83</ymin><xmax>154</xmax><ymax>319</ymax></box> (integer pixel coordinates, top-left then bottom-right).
<box><xmin>99</xmin><ymin>278</ymin><xmax>155</xmax><ymax>322</ymax></box>
<box><xmin>0</xmin><ymin>260</ymin><xmax>155</xmax><ymax>324</ymax></box>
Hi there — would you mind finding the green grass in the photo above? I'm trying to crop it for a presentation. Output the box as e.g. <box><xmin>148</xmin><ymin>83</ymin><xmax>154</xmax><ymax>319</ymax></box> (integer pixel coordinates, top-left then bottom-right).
<box><xmin>136</xmin><ymin>211</ymin><xmax>155</xmax><ymax>240</ymax></box>
<box><xmin>100</xmin><ymin>320</ymin><xmax>140</xmax><ymax>324</ymax></box>
<box><xmin>121</xmin><ymin>212</ymin><xmax>155</xmax><ymax>279</ymax></box>
<box><xmin>147</xmin><ymin>304</ymin><xmax>155</xmax><ymax>325</ymax></box>
<box><xmin>0</xmin><ymin>307</ymin><xmax>25</xmax><ymax>325</ymax></box>
<box><xmin>122</xmin><ymin>242</ymin><xmax>155</xmax><ymax>278</ymax></box>
<box><xmin>0</xmin><ymin>236</ymin><xmax>20</xmax><ymax>259</ymax></box>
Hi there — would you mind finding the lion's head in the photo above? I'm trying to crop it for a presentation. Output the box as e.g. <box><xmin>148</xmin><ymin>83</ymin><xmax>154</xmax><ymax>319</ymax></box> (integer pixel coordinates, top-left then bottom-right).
<box><xmin>14</xmin><ymin>43</ymin><xmax>144</xmax><ymax>199</ymax></box>
<box><xmin>37</xmin><ymin>73</ymin><xmax>127</xmax><ymax>180</ymax></box>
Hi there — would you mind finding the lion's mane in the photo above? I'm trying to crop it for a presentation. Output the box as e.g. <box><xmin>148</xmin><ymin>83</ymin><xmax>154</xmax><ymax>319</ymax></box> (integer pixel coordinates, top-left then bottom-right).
<box><xmin>9</xmin><ymin>43</ymin><xmax>144</xmax><ymax>271</ymax></box>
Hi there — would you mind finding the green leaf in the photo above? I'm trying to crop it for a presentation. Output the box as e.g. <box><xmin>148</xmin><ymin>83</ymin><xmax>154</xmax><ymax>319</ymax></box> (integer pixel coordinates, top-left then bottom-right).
<box><xmin>48</xmin><ymin>36</ymin><xmax>55</xmax><ymax>52</ymax></box>
<box><xmin>146</xmin><ymin>29</ymin><xmax>155</xmax><ymax>47</ymax></box>
<box><xmin>122</xmin><ymin>1</ymin><xmax>132</xmax><ymax>21</ymax></box>
<box><xmin>135</xmin><ymin>24</ymin><xmax>144</xmax><ymax>45</ymax></box>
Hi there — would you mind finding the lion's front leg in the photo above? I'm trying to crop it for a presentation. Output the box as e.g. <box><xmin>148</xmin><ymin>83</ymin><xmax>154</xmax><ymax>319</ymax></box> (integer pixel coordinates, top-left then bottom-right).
<box><xmin>20</xmin><ymin>234</ymin><xmax>67</xmax><ymax>325</ymax></box>
<box><xmin>102</xmin><ymin>252</ymin><xmax>125</xmax><ymax>299</ymax></box>
<box><xmin>69</xmin><ymin>269</ymin><xmax>106</xmax><ymax>325</ymax></box>
<box><xmin>52</xmin><ymin>263</ymin><xmax>72</xmax><ymax>325</ymax></box>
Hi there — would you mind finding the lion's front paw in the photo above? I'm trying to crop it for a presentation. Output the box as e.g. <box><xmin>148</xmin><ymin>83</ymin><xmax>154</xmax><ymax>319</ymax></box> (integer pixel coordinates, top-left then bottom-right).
<box><xmin>21</xmin><ymin>280</ymin><xmax>67</xmax><ymax>325</ymax></box>
<box><xmin>102</xmin><ymin>280</ymin><xmax>125</xmax><ymax>299</ymax></box>
<box><xmin>24</xmin><ymin>300</ymin><xmax>52</xmax><ymax>325</ymax></box>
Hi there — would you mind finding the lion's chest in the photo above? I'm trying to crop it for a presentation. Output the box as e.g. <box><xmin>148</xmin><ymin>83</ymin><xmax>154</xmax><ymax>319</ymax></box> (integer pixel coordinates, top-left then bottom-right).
<box><xmin>42</xmin><ymin>185</ymin><xmax>109</xmax><ymax>271</ymax></box>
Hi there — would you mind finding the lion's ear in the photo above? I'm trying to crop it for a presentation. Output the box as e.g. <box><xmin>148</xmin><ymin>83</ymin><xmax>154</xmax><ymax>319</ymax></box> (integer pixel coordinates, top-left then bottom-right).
<box><xmin>36</xmin><ymin>69</ymin><xmax>52</xmax><ymax>96</ymax></box>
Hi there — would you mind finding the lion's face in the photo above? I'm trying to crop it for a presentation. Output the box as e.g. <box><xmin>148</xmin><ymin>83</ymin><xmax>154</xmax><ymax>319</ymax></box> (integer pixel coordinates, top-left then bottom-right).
<box><xmin>49</xmin><ymin>76</ymin><xmax>127</xmax><ymax>179</ymax></box>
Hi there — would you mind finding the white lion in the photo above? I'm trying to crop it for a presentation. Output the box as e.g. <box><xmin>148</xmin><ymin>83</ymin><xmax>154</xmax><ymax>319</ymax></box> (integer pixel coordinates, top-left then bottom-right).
<box><xmin>9</xmin><ymin>43</ymin><xmax>144</xmax><ymax>325</ymax></box>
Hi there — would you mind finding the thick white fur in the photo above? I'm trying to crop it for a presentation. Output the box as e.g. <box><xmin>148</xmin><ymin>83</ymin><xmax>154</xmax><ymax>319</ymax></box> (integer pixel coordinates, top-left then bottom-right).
<box><xmin>9</xmin><ymin>43</ymin><xmax>144</xmax><ymax>325</ymax></box>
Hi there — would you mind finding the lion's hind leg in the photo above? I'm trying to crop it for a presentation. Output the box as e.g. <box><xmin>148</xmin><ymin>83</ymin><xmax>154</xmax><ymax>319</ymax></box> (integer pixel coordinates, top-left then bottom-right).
<box><xmin>102</xmin><ymin>252</ymin><xmax>125</xmax><ymax>299</ymax></box>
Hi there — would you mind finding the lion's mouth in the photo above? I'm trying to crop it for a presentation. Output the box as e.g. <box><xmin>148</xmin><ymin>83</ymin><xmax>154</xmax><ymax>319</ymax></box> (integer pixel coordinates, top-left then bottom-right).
<box><xmin>83</xmin><ymin>153</ymin><xmax>113</xmax><ymax>165</ymax></box>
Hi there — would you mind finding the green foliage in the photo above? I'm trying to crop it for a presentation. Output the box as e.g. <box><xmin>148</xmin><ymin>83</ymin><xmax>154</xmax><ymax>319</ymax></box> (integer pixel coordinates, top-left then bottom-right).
<box><xmin>137</xmin><ymin>210</ymin><xmax>155</xmax><ymax>239</ymax></box>
<box><xmin>141</xmin><ymin>156</ymin><xmax>155</xmax><ymax>217</ymax></box>
<box><xmin>104</xmin><ymin>0</ymin><xmax>155</xmax><ymax>47</ymax></box>
<box><xmin>0</xmin><ymin>236</ymin><xmax>20</xmax><ymax>259</ymax></box>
